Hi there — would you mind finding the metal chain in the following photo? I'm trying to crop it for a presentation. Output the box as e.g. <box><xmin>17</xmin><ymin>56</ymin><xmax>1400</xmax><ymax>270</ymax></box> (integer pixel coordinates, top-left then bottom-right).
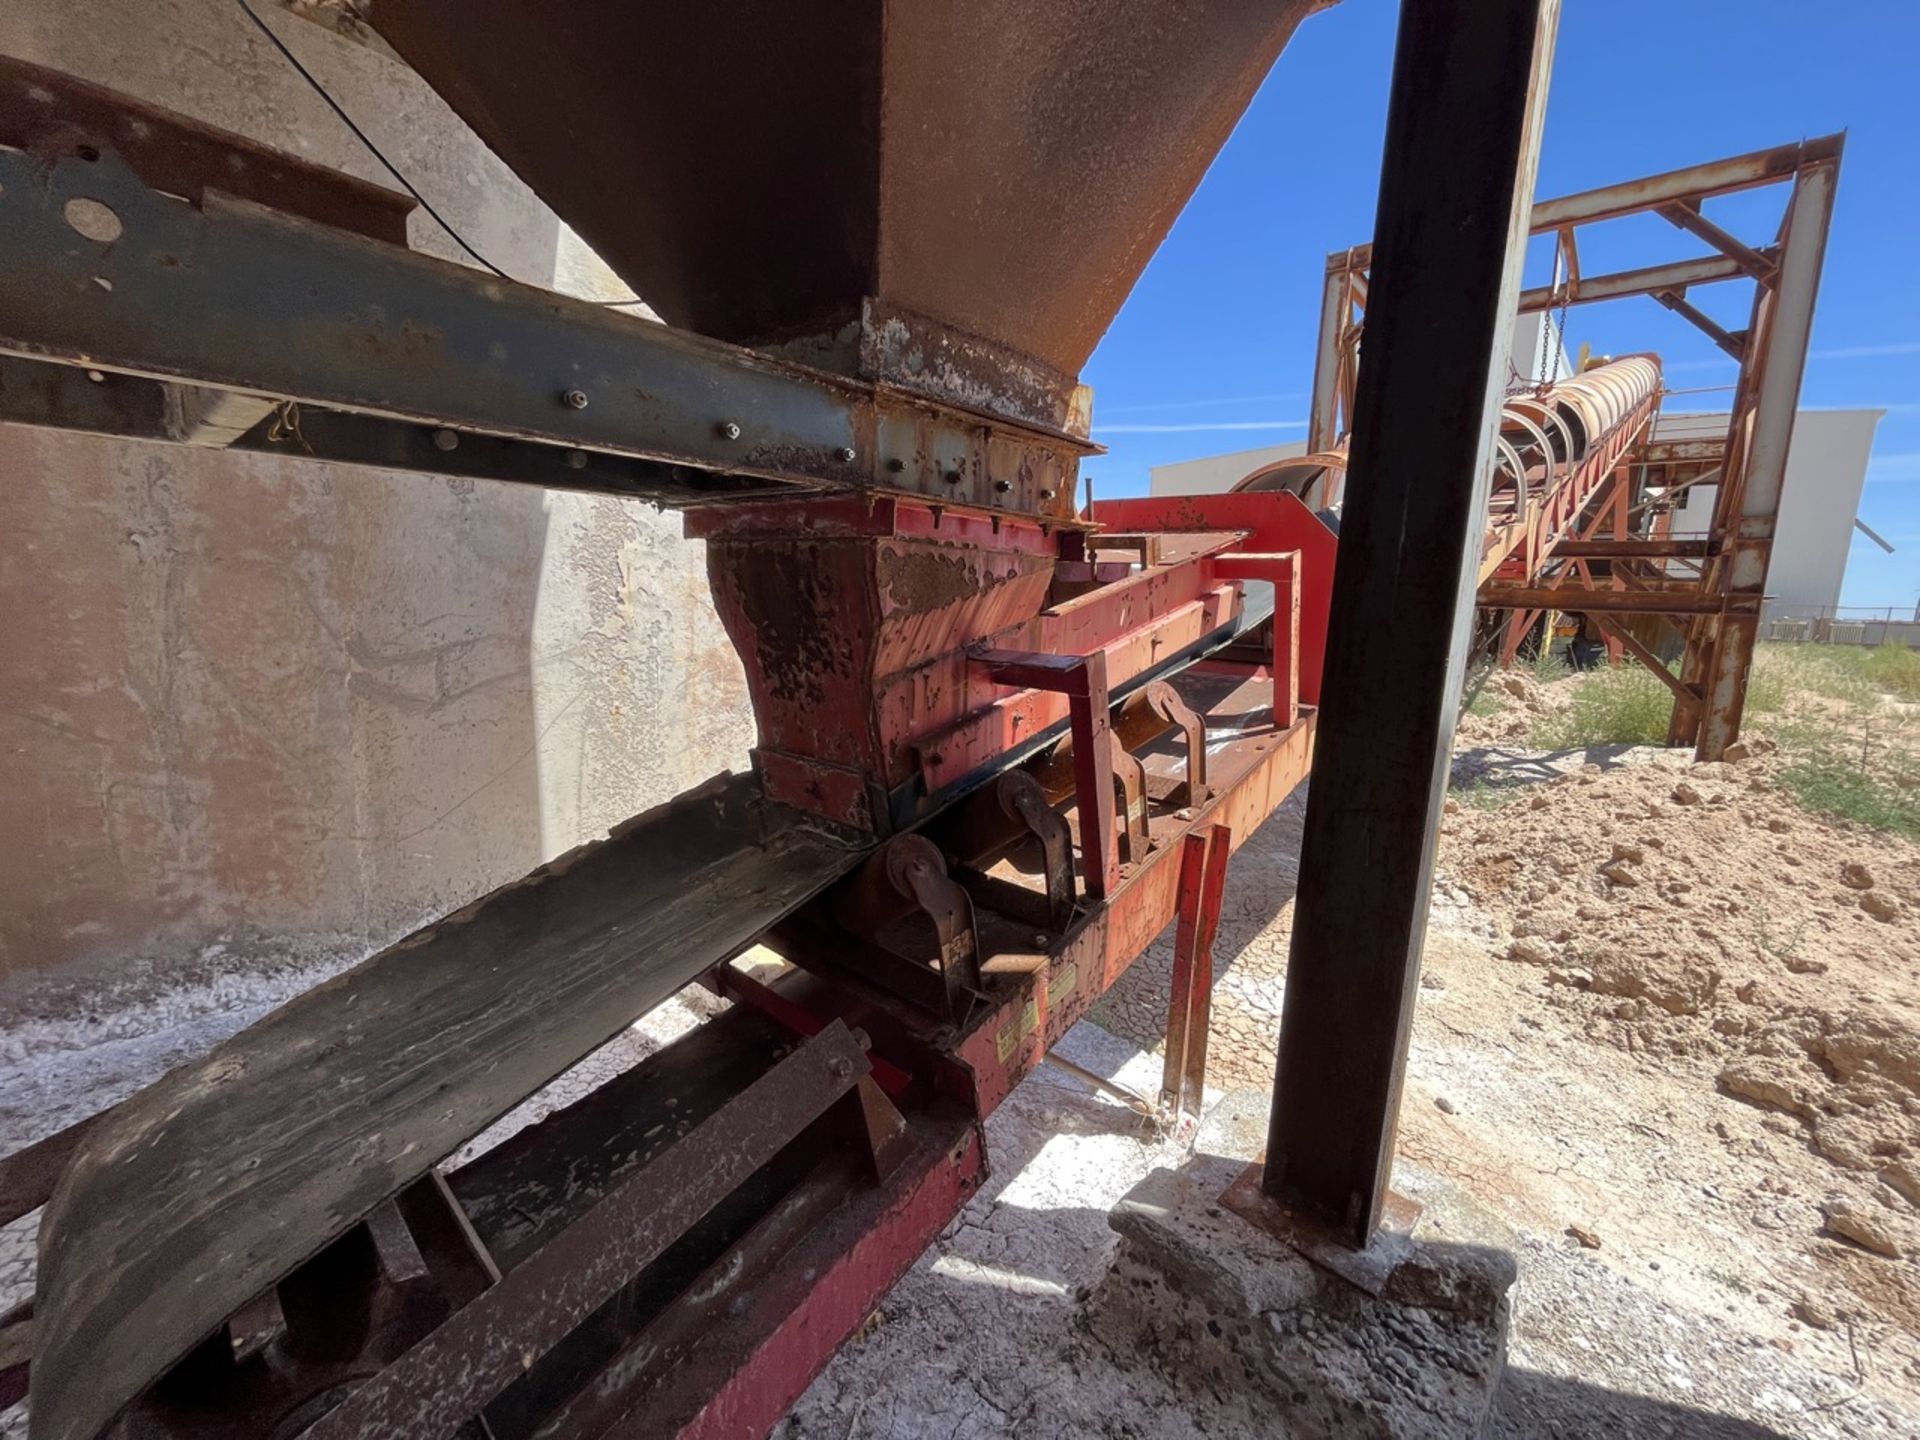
<box><xmin>1533</xmin><ymin>237</ymin><xmax>1574</xmax><ymax>394</ymax></box>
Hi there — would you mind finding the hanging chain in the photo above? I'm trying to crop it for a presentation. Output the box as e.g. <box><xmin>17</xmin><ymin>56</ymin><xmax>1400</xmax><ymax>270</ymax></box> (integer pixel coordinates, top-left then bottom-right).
<box><xmin>1534</xmin><ymin>233</ymin><xmax>1572</xmax><ymax>394</ymax></box>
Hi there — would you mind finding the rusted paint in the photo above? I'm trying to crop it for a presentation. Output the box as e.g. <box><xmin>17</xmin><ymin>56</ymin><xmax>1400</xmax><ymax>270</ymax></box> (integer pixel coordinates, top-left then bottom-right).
<box><xmin>703</xmin><ymin>488</ymin><xmax>1292</xmax><ymax>826</ymax></box>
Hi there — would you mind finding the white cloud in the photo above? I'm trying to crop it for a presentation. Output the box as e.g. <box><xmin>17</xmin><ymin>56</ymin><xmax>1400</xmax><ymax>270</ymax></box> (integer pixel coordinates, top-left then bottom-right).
<box><xmin>1813</xmin><ymin>341</ymin><xmax>1920</xmax><ymax>360</ymax></box>
<box><xmin>1657</xmin><ymin>341</ymin><xmax>1920</xmax><ymax>377</ymax></box>
<box><xmin>1866</xmin><ymin>451</ymin><xmax>1920</xmax><ymax>484</ymax></box>
<box><xmin>1095</xmin><ymin>419</ymin><xmax>1309</xmax><ymax>434</ymax></box>
<box><xmin>1099</xmin><ymin>391</ymin><xmax>1308</xmax><ymax>417</ymax></box>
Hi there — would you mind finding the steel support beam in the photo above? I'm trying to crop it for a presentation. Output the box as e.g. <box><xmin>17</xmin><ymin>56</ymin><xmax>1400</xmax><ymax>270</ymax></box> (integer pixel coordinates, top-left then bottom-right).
<box><xmin>1694</xmin><ymin>156</ymin><xmax>1841</xmax><ymax>758</ymax></box>
<box><xmin>1549</xmin><ymin>537</ymin><xmax>1715</xmax><ymax>559</ymax></box>
<box><xmin>0</xmin><ymin>357</ymin><xmax>781</xmax><ymax>505</ymax></box>
<box><xmin>1265</xmin><ymin>0</ymin><xmax>1558</xmax><ymax>1245</ymax></box>
<box><xmin>1478</xmin><ymin>586</ymin><xmax>1726</xmax><ymax>615</ymax></box>
<box><xmin>1654</xmin><ymin>289</ymin><xmax>1748</xmax><ymax>361</ymax></box>
<box><xmin>1528</xmin><ymin>135</ymin><xmax>1843</xmax><ymax>230</ymax></box>
<box><xmin>1516</xmin><ymin>252</ymin><xmax>1754</xmax><ymax>313</ymax></box>
<box><xmin>0</xmin><ymin>144</ymin><xmax>1086</xmax><ymax>519</ymax></box>
<box><xmin>1590</xmin><ymin>615</ymin><xmax>1702</xmax><ymax>713</ymax></box>
<box><xmin>1659</xmin><ymin>201</ymin><xmax>1777</xmax><ymax>283</ymax></box>
<box><xmin>1307</xmin><ymin>255</ymin><xmax>1354</xmax><ymax>454</ymax></box>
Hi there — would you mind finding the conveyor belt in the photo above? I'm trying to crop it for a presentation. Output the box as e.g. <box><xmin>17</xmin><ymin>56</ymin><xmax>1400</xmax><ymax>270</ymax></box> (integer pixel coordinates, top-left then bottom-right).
<box><xmin>29</xmin><ymin>772</ymin><xmax>864</xmax><ymax>1440</ymax></box>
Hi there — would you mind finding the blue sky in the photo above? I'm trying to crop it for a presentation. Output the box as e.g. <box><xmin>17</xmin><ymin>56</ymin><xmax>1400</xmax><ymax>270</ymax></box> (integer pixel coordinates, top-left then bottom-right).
<box><xmin>1081</xmin><ymin>1</ymin><xmax>1919</xmax><ymax>611</ymax></box>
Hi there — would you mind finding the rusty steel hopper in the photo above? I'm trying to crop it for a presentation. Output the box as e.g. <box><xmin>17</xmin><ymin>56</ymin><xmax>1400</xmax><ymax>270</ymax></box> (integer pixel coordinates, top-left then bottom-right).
<box><xmin>363</xmin><ymin>0</ymin><xmax>1330</xmax><ymax>430</ymax></box>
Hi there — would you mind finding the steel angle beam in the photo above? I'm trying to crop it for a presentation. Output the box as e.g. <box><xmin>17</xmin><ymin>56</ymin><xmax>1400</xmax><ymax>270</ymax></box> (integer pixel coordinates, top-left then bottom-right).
<box><xmin>0</xmin><ymin>356</ymin><xmax>780</xmax><ymax>504</ymax></box>
<box><xmin>0</xmin><ymin>144</ymin><xmax>1086</xmax><ymax>515</ymax></box>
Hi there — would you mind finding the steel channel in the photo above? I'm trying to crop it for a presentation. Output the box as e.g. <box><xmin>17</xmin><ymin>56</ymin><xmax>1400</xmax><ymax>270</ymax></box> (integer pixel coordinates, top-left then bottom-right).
<box><xmin>1518</xmin><ymin>252</ymin><xmax>1751</xmax><ymax>311</ymax></box>
<box><xmin>0</xmin><ymin>357</ymin><xmax>782</xmax><ymax>506</ymax></box>
<box><xmin>1528</xmin><ymin>135</ymin><xmax>1843</xmax><ymax>230</ymax></box>
<box><xmin>1265</xmin><ymin>0</ymin><xmax>1558</xmax><ymax>1246</ymax></box>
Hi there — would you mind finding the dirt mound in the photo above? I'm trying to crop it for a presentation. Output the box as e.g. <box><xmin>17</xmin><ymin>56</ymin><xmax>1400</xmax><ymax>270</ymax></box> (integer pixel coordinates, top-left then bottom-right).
<box><xmin>1438</xmin><ymin>746</ymin><xmax>1920</xmax><ymax>1196</ymax></box>
<box><xmin>1456</xmin><ymin>668</ymin><xmax>1574</xmax><ymax>746</ymax></box>
<box><xmin>1720</xmin><ymin>1008</ymin><xmax>1920</xmax><ymax>1177</ymax></box>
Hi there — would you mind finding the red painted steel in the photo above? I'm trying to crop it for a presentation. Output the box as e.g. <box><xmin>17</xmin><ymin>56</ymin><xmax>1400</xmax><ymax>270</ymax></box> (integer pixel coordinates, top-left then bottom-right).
<box><xmin>693</xmin><ymin>491</ymin><xmax>1286</xmax><ymax>825</ymax></box>
<box><xmin>973</xmin><ymin>650</ymin><xmax>1120</xmax><ymax>898</ymax></box>
<box><xmin>952</xmin><ymin>706</ymin><xmax>1317</xmax><ymax>1118</ymax></box>
<box><xmin>708</xmin><ymin>966</ymin><xmax>914</xmax><ymax>1100</ymax></box>
<box><xmin>580</xmin><ymin>665</ymin><xmax>1317</xmax><ymax>1440</ymax></box>
<box><xmin>1090</xmin><ymin>492</ymin><xmax>1337</xmax><ymax>706</ymax></box>
<box><xmin>673</xmin><ymin>1121</ymin><xmax>985</xmax><ymax>1440</ymax></box>
<box><xmin>1161</xmin><ymin>823</ymin><xmax>1232</xmax><ymax>1129</ymax></box>
<box><xmin>1212</xmin><ymin>553</ymin><xmax>1301</xmax><ymax>728</ymax></box>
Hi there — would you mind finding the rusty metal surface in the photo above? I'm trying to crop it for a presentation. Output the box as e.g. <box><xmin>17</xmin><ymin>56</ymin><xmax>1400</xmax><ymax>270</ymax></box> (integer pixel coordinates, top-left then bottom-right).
<box><xmin>1528</xmin><ymin>134</ymin><xmax>1844</xmax><ymax>230</ymax></box>
<box><xmin>0</xmin><ymin>142</ymin><xmax>1087</xmax><ymax>519</ymax></box>
<box><xmin>868</xmin><ymin>0</ymin><xmax>1330</xmax><ymax>379</ymax></box>
<box><xmin>1266</xmin><ymin>0</ymin><xmax>1557</xmax><ymax>1246</ymax></box>
<box><xmin>366</xmin><ymin>0</ymin><xmax>879</xmax><ymax>356</ymax></box>
<box><xmin>975</xmin><ymin>649</ymin><xmax>1120</xmax><ymax>899</ymax></box>
<box><xmin>366</xmin><ymin>0</ymin><xmax>1327</xmax><ymax>396</ymax></box>
<box><xmin>696</xmin><ymin>493</ymin><xmax>1285</xmax><ymax>830</ymax></box>
<box><xmin>1090</xmin><ymin>493</ymin><xmax>1338</xmax><ymax>706</ymax></box>
<box><xmin>0</xmin><ymin>54</ymin><xmax>413</xmax><ymax>244</ymax></box>
<box><xmin>1691</xmin><ymin>154</ymin><xmax>1841</xmax><ymax>759</ymax></box>
<box><xmin>1160</xmin><ymin>826</ymin><xmax>1231</xmax><ymax>1135</ymax></box>
<box><xmin>28</xmin><ymin>773</ymin><xmax>865</xmax><ymax>1440</ymax></box>
<box><xmin>300</xmin><ymin>1025</ymin><xmax>868</xmax><ymax>1440</ymax></box>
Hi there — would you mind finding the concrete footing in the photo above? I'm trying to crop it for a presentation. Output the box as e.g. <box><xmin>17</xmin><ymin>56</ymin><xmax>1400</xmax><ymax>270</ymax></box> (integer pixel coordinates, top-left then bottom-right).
<box><xmin>1085</xmin><ymin>1091</ymin><xmax>1518</xmax><ymax>1437</ymax></box>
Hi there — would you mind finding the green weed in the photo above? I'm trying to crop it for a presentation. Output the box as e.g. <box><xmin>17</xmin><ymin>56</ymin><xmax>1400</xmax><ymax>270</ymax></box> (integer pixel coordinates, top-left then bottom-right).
<box><xmin>1777</xmin><ymin>748</ymin><xmax>1920</xmax><ymax>839</ymax></box>
<box><xmin>1531</xmin><ymin>664</ymin><xmax>1677</xmax><ymax>749</ymax></box>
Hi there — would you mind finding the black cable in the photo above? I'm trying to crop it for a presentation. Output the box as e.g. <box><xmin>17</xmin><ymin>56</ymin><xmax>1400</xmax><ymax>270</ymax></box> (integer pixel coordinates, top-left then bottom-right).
<box><xmin>235</xmin><ymin>0</ymin><xmax>648</xmax><ymax>307</ymax></box>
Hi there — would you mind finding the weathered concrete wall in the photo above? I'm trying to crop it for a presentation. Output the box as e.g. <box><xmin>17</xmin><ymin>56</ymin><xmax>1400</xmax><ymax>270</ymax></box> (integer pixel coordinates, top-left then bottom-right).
<box><xmin>0</xmin><ymin>1</ymin><xmax>754</xmax><ymax>980</ymax></box>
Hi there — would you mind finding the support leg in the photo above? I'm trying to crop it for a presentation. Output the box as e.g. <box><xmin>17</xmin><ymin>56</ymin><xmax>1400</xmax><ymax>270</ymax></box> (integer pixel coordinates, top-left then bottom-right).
<box><xmin>1265</xmin><ymin>0</ymin><xmax>1560</xmax><ymax>1246</ymax></box>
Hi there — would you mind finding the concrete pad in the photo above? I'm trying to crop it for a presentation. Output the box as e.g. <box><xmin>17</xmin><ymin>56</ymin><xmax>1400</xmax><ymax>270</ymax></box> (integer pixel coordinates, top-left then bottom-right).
<box><xmin>1086</xmin><ymin>1090</ymin><xmax>1518</xmax><ymax>1437</ymax></box>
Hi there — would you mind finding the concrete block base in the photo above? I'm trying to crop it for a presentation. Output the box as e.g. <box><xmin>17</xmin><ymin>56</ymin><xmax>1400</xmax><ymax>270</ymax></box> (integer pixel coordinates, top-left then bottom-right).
<box><xmin>1085</xmin><ymin>1095</ymin><xmax>1517</xmax><ymax>1437</ymax></box>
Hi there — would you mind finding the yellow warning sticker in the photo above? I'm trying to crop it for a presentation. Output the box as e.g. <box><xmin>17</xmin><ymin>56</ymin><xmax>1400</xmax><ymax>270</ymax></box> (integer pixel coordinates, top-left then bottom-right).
<box><xmin>1056</xmin><ymin>962</ymin><xmax>1079</xmax><ymax>1002</ymax></box>
<box><xmin>996</xmin><ymin>1020</ymin><xmax>1019</xmax><ymax>1064</ymax></box>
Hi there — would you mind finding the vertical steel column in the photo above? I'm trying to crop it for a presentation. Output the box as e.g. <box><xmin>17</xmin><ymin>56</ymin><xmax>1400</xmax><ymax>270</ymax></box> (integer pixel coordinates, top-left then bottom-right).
<box><xmin>1264</xmin><ymin>0</ymin><xmax>1560</xmax><ymax>1245</ymax></box>
<box><xmin>1694</xmin><ymin>155</ymin><xmax>1841</xmax><ymax>759</ymax></box>
<box><xmin>1160</xmin><ymin>825</ymin><xmax>1232</xmax><ymax>1133</ymax></box>
<box><xmin>1307</xmin><ymin>253</ymin><xmax>1355</xmax><ymax>457</ymax></box>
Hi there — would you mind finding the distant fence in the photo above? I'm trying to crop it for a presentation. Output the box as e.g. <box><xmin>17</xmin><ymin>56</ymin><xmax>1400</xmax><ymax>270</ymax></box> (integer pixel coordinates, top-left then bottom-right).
<box><xmin>1762</xmin><ymin>607</ymin><xmax>1920</xmax><ymax>648</ymax></box>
